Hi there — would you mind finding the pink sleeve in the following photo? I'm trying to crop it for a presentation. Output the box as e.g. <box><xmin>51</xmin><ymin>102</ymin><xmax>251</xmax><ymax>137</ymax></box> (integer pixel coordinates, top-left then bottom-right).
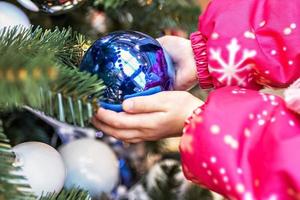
<box><xmin>180</xmin><ymin>87</ymin><xmax>300</xmax><ymax>200</ymax></box>
<box><xmin>191</xmin><ymin>0</ymin><xmax>300</xmax><ymax>89</ymax></box>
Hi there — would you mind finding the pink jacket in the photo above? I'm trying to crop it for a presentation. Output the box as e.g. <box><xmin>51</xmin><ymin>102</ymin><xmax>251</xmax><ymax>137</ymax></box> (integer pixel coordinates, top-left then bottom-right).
<box><xmin>180</xmin><ymin>0</ymin><xmax>300</xmax><ymax>199</ymax></box>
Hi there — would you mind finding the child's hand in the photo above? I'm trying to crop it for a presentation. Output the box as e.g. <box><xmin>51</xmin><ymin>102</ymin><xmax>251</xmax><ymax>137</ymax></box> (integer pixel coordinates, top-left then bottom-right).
<box><xmin>92</xmin><ymin>91</ymin><xmax>203</xmax><ymax>143</ymax></box>
<box><xmin>157</xmin><ymin>36</ymin><xmax>197</xmax><ymax>91</ymax></box>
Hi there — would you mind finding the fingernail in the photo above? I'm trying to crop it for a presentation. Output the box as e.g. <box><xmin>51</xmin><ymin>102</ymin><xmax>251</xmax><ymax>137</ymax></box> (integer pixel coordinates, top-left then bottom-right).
<box><xmin>123</xmin><ymin>100</ymin><xmax>134</xmax><ymax>111</ymax></box>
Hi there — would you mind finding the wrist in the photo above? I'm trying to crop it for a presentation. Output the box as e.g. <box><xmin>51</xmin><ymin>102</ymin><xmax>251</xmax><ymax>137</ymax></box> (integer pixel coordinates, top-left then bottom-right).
<box><xmin>182</xmin><ymin>93</ymin><xmax>204</xmax><ymax>127</ymax></box>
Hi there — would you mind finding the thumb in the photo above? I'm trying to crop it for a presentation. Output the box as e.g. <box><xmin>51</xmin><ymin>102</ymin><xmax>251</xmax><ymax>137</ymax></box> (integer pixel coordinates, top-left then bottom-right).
<box><xmin>122</xmin><ymin>93</ymin><xmax>167</xmax><ymax>113</ymax></box>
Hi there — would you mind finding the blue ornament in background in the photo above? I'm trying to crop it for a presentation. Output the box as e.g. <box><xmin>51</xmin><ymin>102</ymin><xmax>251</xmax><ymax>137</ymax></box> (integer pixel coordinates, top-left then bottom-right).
<box><xmin>80</xmin><ymin>31</ymin><xmax>175</xmax><ymax>111</ymax></box>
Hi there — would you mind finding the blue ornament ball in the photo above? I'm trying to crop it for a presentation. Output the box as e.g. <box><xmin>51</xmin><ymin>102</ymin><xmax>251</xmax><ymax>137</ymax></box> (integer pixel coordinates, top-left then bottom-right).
<box><xmin>80</xmin><ymin>31</ymin><xmax>175</xmax><ymax>107</ymax></box>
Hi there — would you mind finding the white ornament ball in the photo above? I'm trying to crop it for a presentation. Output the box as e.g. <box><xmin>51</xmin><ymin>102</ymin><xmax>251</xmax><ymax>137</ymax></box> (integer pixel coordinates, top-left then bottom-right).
<box><xmin>59</xmin><ymin>139</ymin><xmax>119</xmax><ymax>198</ymax></box>
<box><xmin>0</xmin><ymin>1</ymin><xmax>31</xmax><ymax>30</ymax></box>
<box><xmin>13</xmin><ymin>142</ymin><xmax>66</xmax><ymax>197</ymax></box>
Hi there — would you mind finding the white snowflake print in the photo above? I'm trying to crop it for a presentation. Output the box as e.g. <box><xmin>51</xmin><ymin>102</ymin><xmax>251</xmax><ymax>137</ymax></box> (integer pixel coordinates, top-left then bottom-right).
<box><xmin>209</xmin><ymin>38</ymin><xmax>256</xmax><ymax>86</ymax></box>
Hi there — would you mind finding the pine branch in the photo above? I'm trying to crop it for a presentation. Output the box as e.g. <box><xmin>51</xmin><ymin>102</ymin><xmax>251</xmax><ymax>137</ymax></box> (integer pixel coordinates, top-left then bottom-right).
<box><xmin>0</xmin><ymin>26</ymin><xmax>77</xmax><ymax>109</ymax></box>
<box><xmin>0</xmin><ymin>27</ymin><xmax>58</xmax><ymax>109</ymax></box>
<box><xmin>0</xmin><ymin>27</ymin><xmax>105</xmax><ymax>127</ymax></box>
<box><xmin>0</xmin><ymin>26</ymin><xmax>90</xmax><ymax>68</ymax></box>
<box><xmin>93</xmin><ymin>0</ymin><xmax>200</xmax><ymax>37</ymax></box>
<box><xmin>40</xmin><ymin>188</ymin><xmax>91</xmax><ymax>200</ymax></box>
<box><xmin>0</xmin><ymin>120</ymin><xmax>36</xmax><ymax>200</ymax></box>
<box><xmin>37</xmin><ymin>66</ymin><xmax>106</xmax><ymax>127</ymax></box>
<box><xmin>54</xmin><ymin>31</ymin><xmax>92</xmax><ymax>68</ymax></box>
<box><xmin>92</xmin><ymin>0</ymin><xmax>128</xmax><ymax>9</ymax></box>
<box><xmin>147</xmin><ymin>162</ymin><xmax>182</xmax><ymax>200</ymax></box>
<box><xmin>145</xmin><ymin>160</ymin><xmax>213</xmax><ymax>200</ymax></box>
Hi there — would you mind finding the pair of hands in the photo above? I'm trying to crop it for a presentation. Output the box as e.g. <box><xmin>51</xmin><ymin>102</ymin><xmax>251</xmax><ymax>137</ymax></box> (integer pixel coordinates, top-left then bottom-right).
<box><xmin>92</xmin><ymin>36</ymin><xmax>204</xmax><ymax>143</ymax></box>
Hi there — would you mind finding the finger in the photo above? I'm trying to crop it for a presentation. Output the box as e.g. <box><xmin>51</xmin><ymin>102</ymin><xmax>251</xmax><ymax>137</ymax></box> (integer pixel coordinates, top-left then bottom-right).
<box><xmin>94</xmin><ymin>107</ymin><xmax>162</xmax><ymax>129</ymax></box>
<box><xmin>91</xmin><ymin>117</ymin><xmax>142</xmax><ymax>141</ymax></box>
<box><xmin>122</xmin><ymin>92</ymin><xmax>169</xmax><ymax>113</ymax></box>
<box><xmin>95</xmin><ymin>108</ymin><xmax>140</xmax><ymax>129</ymax></box>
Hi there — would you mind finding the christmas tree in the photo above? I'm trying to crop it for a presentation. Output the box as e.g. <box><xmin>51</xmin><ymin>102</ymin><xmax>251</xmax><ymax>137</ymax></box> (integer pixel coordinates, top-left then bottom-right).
<box><xmin>0</xmin><ymin>0</ymin><xmax>218</xmax><ymax>199</ymax></box>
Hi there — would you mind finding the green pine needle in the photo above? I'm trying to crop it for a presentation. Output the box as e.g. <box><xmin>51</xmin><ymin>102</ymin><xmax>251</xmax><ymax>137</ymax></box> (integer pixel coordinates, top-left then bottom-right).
<box><xmin>93</xmin><ymin>0</ymin><xmax>200</xmax><ymax>36</ymax></box>
<box><xmin>0</xmin><ymin>27</ymin><xmax>57</xmax><ymax>109</ymax></box>
<box><xmin>40</xmin><ymin>188</ymin><xmax>91</xmax><ymax>200</ymax></box>
<box><xmin>39</xmin><ymin>66</ymin><xmax>106</xmax><ymax>127</ymax></box>
<box><xmin>145</xmin><ymin>161</ymin><xmax>213</xmax><ymax>200</ymax></box>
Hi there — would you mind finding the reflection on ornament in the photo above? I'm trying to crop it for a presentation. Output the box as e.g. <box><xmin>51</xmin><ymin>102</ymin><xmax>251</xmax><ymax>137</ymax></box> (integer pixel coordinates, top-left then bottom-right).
<box><xmin>17</xmin><ymin>0</ymin><xmax>86</xmax><ymax>15</ymax></box>
<box><xmin>80</xmin><ymin>31</ymin><xmax>175</xmax><ymax>106</ymax></box>
<box><xmin>59</xmin><ymin>139</ymin><xmax>119</xmax><ymax>198</ymax></box>
<box><xmin>0</xmin><ymin>1</ymin><xmax>30</xmax><ymax>30</ymax></box>
<box><xmin>17</xmin><ymin>0</ymin><xmax>39</xmax><ymax>12</ymax></box>
<box><xmin>12</xmin><ymin>142</ymin><xmax>66</xmax><ymax>197</ymax></box>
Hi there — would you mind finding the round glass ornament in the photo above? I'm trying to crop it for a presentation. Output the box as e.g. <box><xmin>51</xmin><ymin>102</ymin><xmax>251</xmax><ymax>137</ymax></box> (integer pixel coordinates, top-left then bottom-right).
<box><xmin>17</xmin><ymin>0</ymin><xmax>86</xmax><ymax>15</ymax></box>
<box><xmin>0</xmin><ymin>1</ymin><xmax>31</xmax><ymax>30</ymax></box>
<box><xmin>80</xmin><ymin>31</ymin><xmax>175</xmax><ymax>111</ymax></box>
<box><xmin>13</xmin><ymin>142</ymin><xmax>66</xmax><ymax>197</ymax></box>
<box><xmin>59</xmin><ymin>139</ymin><xmax>119</xmax><ymax>198</ymax></box>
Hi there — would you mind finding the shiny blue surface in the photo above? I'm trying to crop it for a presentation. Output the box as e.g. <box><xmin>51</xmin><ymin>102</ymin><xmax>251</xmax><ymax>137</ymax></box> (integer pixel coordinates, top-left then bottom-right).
<box><xmin>80</xmin><ymin>31</ymin><xmax>175</xmax><ymax>104</ymax></box>
<box><xmin>30</xmin><ymin>0</ymin><xmax>86</xmax><ymax>14</ymax></box>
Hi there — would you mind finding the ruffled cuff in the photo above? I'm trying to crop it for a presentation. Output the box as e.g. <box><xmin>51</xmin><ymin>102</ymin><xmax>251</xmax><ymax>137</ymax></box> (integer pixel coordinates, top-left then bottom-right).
<box><xmin>190</xmin><ymin>31</ymin><xmax>213</xmax><ymax>89</ymax></box>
